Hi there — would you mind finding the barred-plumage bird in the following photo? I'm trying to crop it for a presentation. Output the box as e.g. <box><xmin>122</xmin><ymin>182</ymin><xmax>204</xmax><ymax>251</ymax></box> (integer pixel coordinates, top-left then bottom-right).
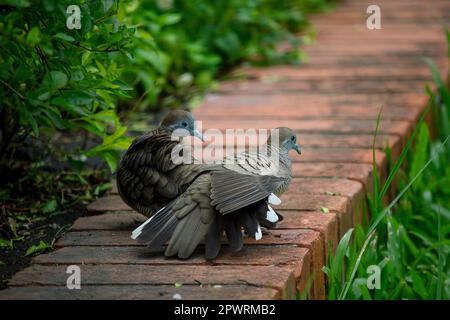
<box><xmin>117</xmin><ymin>110</ymin><xmax>205</xmax><ymax>217</ymax></box>
<box><xmin>130</xmin><ymin>125</ymin><xmax>301</xmax><ymax>259</ymax></box>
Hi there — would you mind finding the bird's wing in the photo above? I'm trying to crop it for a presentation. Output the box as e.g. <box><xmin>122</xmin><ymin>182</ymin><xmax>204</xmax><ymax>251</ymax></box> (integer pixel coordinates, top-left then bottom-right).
<box><xmin>222</xmin><ymin>149</ymin><xmax>283</xmax><ymax>176</ymax></box>
<box><xmin>133</xmin><ymin>174</ymin><xmax>216</xmax><ymax>259</ymax></box>
<box><xmin>210</xmin><ymin>151</ymin><xmax>287</xmax><ymax>215</ymax></box>
<box><xmin>117</xmin><ymin>130</ymin><xmax>183</xmax><ymax>216</ymax></box>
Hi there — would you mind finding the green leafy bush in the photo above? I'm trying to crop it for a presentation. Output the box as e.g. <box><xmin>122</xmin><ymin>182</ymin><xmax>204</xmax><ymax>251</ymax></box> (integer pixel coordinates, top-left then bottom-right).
<box><xmin>0</xmin><ymin>0</ymin><xmax>331</xmax><ymax>172</ymax></box>
<box><xmin>118</xmin><ymin>0</ymin><xmax>330</xmax><ymax>111</ymax></box>
<box><xmin>0</xmin><ymin>0</ymin><xmax>134</xmax><ymax>172</ymax></box>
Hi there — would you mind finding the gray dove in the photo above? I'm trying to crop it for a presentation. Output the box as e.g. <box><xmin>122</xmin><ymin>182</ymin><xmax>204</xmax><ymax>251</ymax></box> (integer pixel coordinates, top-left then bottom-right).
<box><xmin>117</xmin><ymin>110</ymin><xmax>204</xmax><ymax>217</ymax></box>
<box><xmin>132</xmin><ymin>127</ymin><xmax>301</xmax><ymax>259</ymax></box>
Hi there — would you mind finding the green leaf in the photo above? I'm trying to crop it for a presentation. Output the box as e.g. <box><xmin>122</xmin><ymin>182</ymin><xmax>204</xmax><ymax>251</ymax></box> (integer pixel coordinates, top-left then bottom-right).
<box><xmin>25</xmin><ymin>240</ymin><xmax>51</xmax><ymax>256</ymax></box>
<box><xmin>99</xmin><ymin>151</ymin><xmax>120</xmax><ymax>172</ymax></box>
<box><xmin>90</xmin><ymin>110</ymin><xmax>119</xmax><ymax>125</ymax></box>
<box><xmin>159</xmin><ymin>14</ymin><xmax>181</xmax><ymax>26</ymax></box>
<box><xmin>0</xmin><ymin>238</ymin><xmax>12</xmax><ymax>249</ymax></box>
<box><xmin>409</xmin><ymin>123</ymin><xmax>430</xmax><ymax>187</ymax></box>
<box><xmin>43</xmin><ymin>71</ymin><xmax>68</xmax><ymax>92</ymax></box>
<box><xmin>51</xmin><ymin>96</ymin><xmax>89</xmax><ymax>116</ymax></box>
<box><xmin>103</xmin><ymin>125</ymin><xmax>127</xmax><ymax>145</ymax></box>
<box><xmin>446</xmin><ymin>28</ymin><xmax>450</xmax><ymax>59</ymax></box>
<box><xmin>378</xmin><ymin>108</ymin><xmax>429</xmax><ymax>203</ymax></box>
<box><xmin>426</xmin><ymin>58</ymin><xmax>450</xmax><ymax>108</ymax></box>
<box><xmin>42</xmin><ymin>199</ymin><xmax>57</xmax><ymax>214</ymax></box>
<box><xmin>26</xmin><ymin>27</ymin><xmax>41</xmax><ymax>45</ymax></box>
<box><xmin>371</xmin><ymin>109</ymin><xmax>382</xmax><ymax>214</ymax></box>
<box><xmin>332</xmin><ymin>228</ymin><xmax>353</xmax><ymax>285</ymax></box>
<box><xmin>53</xmin><ymin>33</ymin><xmax>75</xmax><ymax>42</ymax></box>
<box><xmin>1</xmin><ymin>0</ymin><xmax>30</xmax><ymax>7</ymax></box>
<box><xmin>61</xmin><ymin>91</ymin><xmax>93</xmax><ymax>106</ymax></box>
<box><xmin>321</xmin><ymin>207</ymin><xmax>330</xmax><ymax>213</ymax></box>
<box><xmin>81</xmin><ymin>51</ymin><xmax>92</xmax><ymax>66</ymax></box>
<box><xmin>20</xmin><ymin>109</ymin><xmax>39</xmax><ymax>137</ymax></box>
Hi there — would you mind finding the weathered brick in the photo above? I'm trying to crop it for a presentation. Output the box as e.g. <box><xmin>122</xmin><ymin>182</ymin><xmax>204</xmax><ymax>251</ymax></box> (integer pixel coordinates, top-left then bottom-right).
<box><xmin>248</xmin><ymin>229</ymin><xmax>325</xmax><ymax>300</ymax></box>
<box><xmin>71</xmin><ymin>211</ymin><xmax>144</xmax><ymax>230</ymax></box>
<box><xmin>277</xmin><ymin>211</ymin><xmax>338</xmax><ymax>258</ymax></box>
<box><xmin>216</xmin><ymin>79</ymin><xmax>427</xmax><ymax>94</ymax></box>
<box><xmin>209</xmin><ymin>133</ymin><xmax>400</xmax><ymax>152</ymax></box>
<box><xmin>8</xmin><ymin>264</ymin><xmax>297</xmax><ymax>299</ymax></box>
<box><xmin>110</xmin><ymin>180</ymin><xmax>118</xmax><ymax>194</ymax></box>
<box><xmin>196</xmin><ymin>103</ymin><xmax>422</xmax><ymax>122</ymax></box>
<box><xmin>87</xmin><ymin>195</ymin><xmax>131</xmax><ymax>213</ymax></box>
<box><xmin>292</xmin><ymin>163</ymin><xmax>373</xmax><ymax>189</ymax></box>
<box><xmin>199</xmin><ymin>93</ymin><xmax>428</xmax><ymax>110</ymax></box>
<box><xmin>33</xmin><ymin>245</ymin><xmax>310</xmax><ymax>268</ymax></box>
<box><xmin>0</xmin><ymin>285</ymin><xmax>279</xmax><ymax>300</ymax></box>
<box><xmin>200</xmin><ymin>119</ymin><xmax>411</xmax><ymax>136</ymax></box>
<box><xmin>236</xmin><ymin>66</ymin><xmax>433</xmax><ymax>81</ymax></box>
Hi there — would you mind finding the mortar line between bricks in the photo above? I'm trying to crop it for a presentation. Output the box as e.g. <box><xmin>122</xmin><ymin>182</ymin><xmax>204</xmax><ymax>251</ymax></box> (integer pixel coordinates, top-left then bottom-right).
<box><xmin>219</xmin><ymin>78</ymin><xmax>433</xmax><ymax>83</ymax></box>
<box><xmin>278</xmin><ymin>209</ymin><xmax>340</xmax><ymax>214</ymax></box>
<box><xmin>60</xmin><ymin>227</ymin><xmax>320</xmax><ymax>233</ymax></box>
<box><xmin>209</xmin><ymin>92</ymin><xmax>430</xmax><ymax>96</ymax></box>
<box><xmin>51</xmin><ymin>243</ymin><xmax>315</xmax><ymax>248</ymax></box>
<box><xmin>5</xmin><ymin>283</ymin><xmax>286</xmax><ymax>295</ymax></box>
<box><xmin>30</xmin><ymin>262</ymin><xmax>301</xmax><ymax>268</ymax></box>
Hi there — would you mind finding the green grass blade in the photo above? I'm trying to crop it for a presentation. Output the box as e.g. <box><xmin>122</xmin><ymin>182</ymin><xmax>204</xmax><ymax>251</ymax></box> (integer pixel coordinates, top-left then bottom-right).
<box><xmin>332</xmin><ymin>228</ymin><xmax>354</xmax><ymax>279</ymax></box>
<box><xmin>372</xmin><ymin>109</ymin><xmax>382</xmax><ymax>214</ymax></box>
<box><xmin>408</xmin><ymin>123</ymin><xmax>430</xmax><ymax>187</ymax></box>
<box><xmin>446</xmin><ymin>28</ymin><xmax>450</xmax><ymax>59</ymax></box>
<box><xmin>339</xmin><ymin>230</ymin><xmax>375</xmax><ymax>300</ymax></box>
<box><xmin>436</xmin><ymin>205</ymin><xmax>443</xmax><ymax>300</ymax></box>
<box><xmin>378</xmin><ymin>107</ymin><xmax>429</xmax><ymax>202</ymax></box>
<box><xmin>370</xmin><ymin>134</ymin><xmax>450</xmax><ymax>235</ymax></box>
<box><xmin>340</xmin><ymin>134</ymin><xmax>450</xmax><ymax>300</ymax></box>
<box><xmin>426</xmin><ymin>57</ymin><xmax>450</xmax><ymax>108</ymax></box>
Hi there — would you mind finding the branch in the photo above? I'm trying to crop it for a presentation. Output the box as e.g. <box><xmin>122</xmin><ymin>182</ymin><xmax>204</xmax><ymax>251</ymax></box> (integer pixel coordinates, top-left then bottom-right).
<box><xmin>0</xmin><ymin>79</ymin><xmax>26</xmax><ymax>100</ymax></box>
<box><xmin>68</xmin><ymin>41</ymin><xmax>121</xmax><ymax>53</ymax></box>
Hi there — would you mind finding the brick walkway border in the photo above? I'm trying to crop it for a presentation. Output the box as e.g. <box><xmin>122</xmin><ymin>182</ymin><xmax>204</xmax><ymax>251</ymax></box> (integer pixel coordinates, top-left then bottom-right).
<box><xmin>1</xmin><ymin>0</ymin><xmax>449</xmax><ymax>300</ymax></box>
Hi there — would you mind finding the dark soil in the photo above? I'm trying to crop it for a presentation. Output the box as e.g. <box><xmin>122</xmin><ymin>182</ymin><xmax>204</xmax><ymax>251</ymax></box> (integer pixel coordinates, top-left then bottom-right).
<box><xmin>0</xmin><ymin>130</ymin><xmax>111</xmax><ymax>290</ymax></box>
<box><xmin>0</xmin><ymin>109</ymin><xmax>170</xmax><ymax>290</ymax></box>
<box><xmin>0</xmin><ymin>203</ymin><xmax>85</xmax><ymax>290</ymax></box>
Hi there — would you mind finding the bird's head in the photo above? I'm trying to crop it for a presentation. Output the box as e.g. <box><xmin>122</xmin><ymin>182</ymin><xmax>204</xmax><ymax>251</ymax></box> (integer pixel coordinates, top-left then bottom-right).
<box><xmin>268</xmin><ymin>127</ymin><xmax>301</xmax><ymax>155</ymax></box>
<box><xmin>160</xmin><ymin>110</ymin><xmax>204</xmax><ymax>141</ymax></box>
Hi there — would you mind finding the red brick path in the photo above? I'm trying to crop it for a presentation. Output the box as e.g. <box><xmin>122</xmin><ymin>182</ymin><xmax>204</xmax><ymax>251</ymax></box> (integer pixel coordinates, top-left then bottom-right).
<box><xmin>1</xmin><ymin>0</ymin><xmax>449</xmax><ymax>300</ymax></box>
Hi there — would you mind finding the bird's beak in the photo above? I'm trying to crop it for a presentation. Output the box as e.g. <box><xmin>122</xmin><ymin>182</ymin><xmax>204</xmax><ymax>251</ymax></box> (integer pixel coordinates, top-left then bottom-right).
<box><xmin>193</xmin><ymin>129</ymin><xmax>204</xmax><ymax>142</ymax></box>
<box><xmin>294</xmin><ymin>144</ymin><xmax>301</xmax><ymax>154</ymax></box>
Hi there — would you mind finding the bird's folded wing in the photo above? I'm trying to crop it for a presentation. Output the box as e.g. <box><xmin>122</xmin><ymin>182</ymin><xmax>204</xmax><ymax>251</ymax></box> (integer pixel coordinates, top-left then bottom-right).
<box><xmin>210</xmin><ymin>169</ymin><xmax>285</xmax><ymax>215</ymax></box>
<box><xmin>122</xmin><ymin>130</ymin><xmax>180</xmax><ymax>173</ymax></box>
<box><xmin>222</xmin><ymin>150</ymin><xmax>282</xmax><ymax>176</ymax></box>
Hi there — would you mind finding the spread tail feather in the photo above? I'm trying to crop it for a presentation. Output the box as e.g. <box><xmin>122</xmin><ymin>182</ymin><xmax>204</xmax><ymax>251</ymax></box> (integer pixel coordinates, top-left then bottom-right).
<box><xmin>268</xmin><ymin>193</ymin><xmax>282</xmax><ymax>205</ymax></box>
<box><xmin>165</xmin><ymin>207</ymin><xmax>213</xmax><ymax>259</ymax></box>
<box><xmin>205</xmin><ymin>215</ymin><xmax>224</xmax><ymax>260</ymax></box>
<box><xmin>224</xmin><ymin>218</ymin><xmax>243</xmax><ymax>252</ymax></box>
<box><xmin>256</xmin><ymin>203</ymin><xmax>283</xmax><ymax>229</ymax></box>
<box><xmin>131</xmin><ymin>206</ymin><xmax>166</xmax><ymax>240</ymax></box>
<box><xmin>132</xmin><ymin>200</ymin><xmax>181</xmax><ymax>247</ymax></box>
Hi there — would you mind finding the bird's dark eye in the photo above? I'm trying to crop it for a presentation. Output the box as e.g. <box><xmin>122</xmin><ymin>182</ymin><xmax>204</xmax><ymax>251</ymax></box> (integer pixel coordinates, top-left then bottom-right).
<box><xmin>181</xmin><ymin>121</ymin><xmax>188</xmax><ymax>127</ymax></box>
<box><xmin>291</xmin><ymin>136</ymin><xmax>296</xmax><ymax>141</ymax></box>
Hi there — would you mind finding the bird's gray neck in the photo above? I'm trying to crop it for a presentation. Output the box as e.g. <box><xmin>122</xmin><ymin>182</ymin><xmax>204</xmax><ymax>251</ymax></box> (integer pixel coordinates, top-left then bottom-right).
<box><xmin>263</xmin><ymin>144</ymin><xmax>292</xmax><ymax>173</ymax></box>
<box><xmin>265</xmin><ymin>143</ymin><xmax>290</xmax><ymax>160</ymax></box>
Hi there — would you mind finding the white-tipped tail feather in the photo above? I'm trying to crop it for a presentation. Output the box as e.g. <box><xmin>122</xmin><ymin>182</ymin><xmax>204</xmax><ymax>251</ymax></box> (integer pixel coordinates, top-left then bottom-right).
<box><xmin>268</xmin><ymin>193</ymin><xmax>281</xmax><ymax>205</ymax></box>
<box><xmin>255</xmin><ymin>224</ymin><xmax>262</xmax><ymax>240</ymax></box>
<box><xmin>131</xmin><ymin>206</ymin><xmax>165</xmax><ymax>239</ymax></box>
<box><xmin>266</xmin><ymin>205</ymin><xmax>279</xmax><ymax>223</ymax></box>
